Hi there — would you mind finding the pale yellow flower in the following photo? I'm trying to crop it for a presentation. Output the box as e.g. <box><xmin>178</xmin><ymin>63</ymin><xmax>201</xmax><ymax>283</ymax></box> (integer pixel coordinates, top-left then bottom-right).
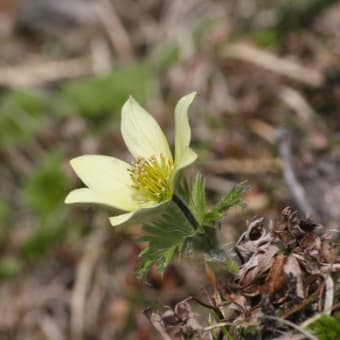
<box><xmin>65</xmin><ymin>92</ymin><xmax>197</xmax><ymax>226</ymax></box>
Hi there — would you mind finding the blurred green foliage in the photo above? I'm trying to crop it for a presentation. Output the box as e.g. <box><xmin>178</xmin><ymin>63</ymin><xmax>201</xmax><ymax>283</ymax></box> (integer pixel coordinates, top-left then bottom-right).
<box><xmin>192</xmin><ymin>17</ymin><xmax>217</xmax><ymax>51</ymax></box>
<box><xmin>0</xmin><ymin>90</ymin><xmax>48</xmax><ymax>147</ymax></box>
<box><xmin>277</xmin><ymin>0</ymin><xmax>338</xmax><ymax>32</ymax></box>
<box><xmin>0</xmin><ymin>63</ymin><xmax>153</xmax><ymax>150</ymax></box>
<box><xmin>307</xmin><ymin>315</ymin><xmax>340</xmax><ymax>340</ymax></box>
<box><xmin>56</xmin><ymin>64</ymin><xmax>152</xmax><ymax>121</ymax></box>
<box><xmin>151</xmin><ymin>42</ymin><xmax>180</xmax><ymax>73</ymax></box>
<box><xmin>24</xmin><ymin>152</ymin><xmax>68</xmax><ymax>219</ymax></box>
<box><xmin>19</xmin><ymin>222</ymin><xmax>67</xmax><ymax>262</ymax></box>
<box><xmin>0</xmin><ymin>199</ymin><xmax>10</xmax><ymax>247</ymax></box>
<box><xmin>0</xmin><ymin>256</ymin><xmax>23</xmax><ymax>279</ymax></box>
<box><xmin>0</xmin><ymin>63</ymin><xmax>156</xmax><ymax>276</ymax></box>
<box><xmin>21</xmin><ymin>152</ymin><xmax>70</xmax><ymax>262</ymax></box>
<box><xmin>252</xmin><ymin>29</ymin><xmax>280</xmax><ymax>50</ymax></box>
<box><xmin>0</xmin><ymin>199</ymin><xmax>10</xmax><ymax>224</ymax></box>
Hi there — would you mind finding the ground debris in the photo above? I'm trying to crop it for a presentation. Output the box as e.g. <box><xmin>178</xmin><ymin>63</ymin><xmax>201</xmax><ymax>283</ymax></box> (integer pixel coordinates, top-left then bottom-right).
<box><xmin>227</xmin><ymin>207</ymin><xmax>340</xmax><ymax>335</ymax></box>
<box><xmin>144</xmin><ymin>301</ymin><xmax>207</xmax><ymax>340</ymax></box>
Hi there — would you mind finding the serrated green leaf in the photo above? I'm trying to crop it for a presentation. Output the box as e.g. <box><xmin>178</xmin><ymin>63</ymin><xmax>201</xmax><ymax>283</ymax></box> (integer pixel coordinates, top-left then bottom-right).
<box><xmin>189</xmin><ymin>173</ymin><xmax>207</xmax><ymax>226</ymax></box>
<box><xmin>204</xmin><ymin>183</ymin><xmax>247</xmax><ymax>226</ymax></box>
<box><xmin>137</xmin><ymin>202</ymin><xmax>195</xmax><ymax>278</ymax></box>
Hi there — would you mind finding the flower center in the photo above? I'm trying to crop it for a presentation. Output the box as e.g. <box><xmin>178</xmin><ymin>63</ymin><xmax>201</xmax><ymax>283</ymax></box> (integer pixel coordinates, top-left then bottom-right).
<box><xmin>128</xmin><ymin>154</ymin><xmax>174</xmax><ymax>203</ymax></box>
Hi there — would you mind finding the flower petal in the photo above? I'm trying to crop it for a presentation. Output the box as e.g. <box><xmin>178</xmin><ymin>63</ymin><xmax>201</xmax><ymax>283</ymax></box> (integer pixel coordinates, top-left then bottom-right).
<box><xmin>109</xmin><ymin>201</ymin><xmax>168</xmax><ymax>227</ymax></box>
<box><xmin>174</xmin><ymin>92</ymin><xmax>197</xmax><ymax>170</ymax></box>
<box><xmin>65</xmin><ymin>188</ymin><xmax>121</xmax><ymax>207</ymax></box>
<box><xmin>69</xmin><ymin>155</ymin><xmax>137</xmax><ymax>211</ymax></box>
<box><xmin>174</xmin><ymin>147</ymin><xmax>197</xmax><ymax>173</ymax></box>
<box><xmin>109</xmin><ymin>212</ymin><xmax>135</xmax><ymax>226</ymax></box>
<box><xmin>121</xmin><ymin>97</ymin><xmax>172</xmax><ymax>160</ymax></box>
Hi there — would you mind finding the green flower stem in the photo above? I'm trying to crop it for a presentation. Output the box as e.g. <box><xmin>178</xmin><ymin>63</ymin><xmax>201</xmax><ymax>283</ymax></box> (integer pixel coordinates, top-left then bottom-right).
<box><xmin>172</xmin><ymin>194</ymin><xmax>199</xmax><ymax>230</ymax></box>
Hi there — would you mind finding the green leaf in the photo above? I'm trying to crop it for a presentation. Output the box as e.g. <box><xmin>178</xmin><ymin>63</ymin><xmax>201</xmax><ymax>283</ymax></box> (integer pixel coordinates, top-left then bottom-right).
<box><xmin>189</xmin><ymin>173</ymin><xmax>207</xmax><ymax>226</ymax></box>
<box><xmin>307</xmin><ymin>315</ymin><xmax>340</xmax><ymax>340</ymax></box>
<box><xmin>175</xmin><ymin>173</ymin><xmax>191</xmax><ymax>204</ymax></box>
<box><xmin>137</xmin><ymin>202</ymin><xmax>195</xmax><ymax>278</ymax></box>
<box><xmin>204</xmin><ymin>183</ymin><xmax>247</xmax><ymax>226</ymax></box>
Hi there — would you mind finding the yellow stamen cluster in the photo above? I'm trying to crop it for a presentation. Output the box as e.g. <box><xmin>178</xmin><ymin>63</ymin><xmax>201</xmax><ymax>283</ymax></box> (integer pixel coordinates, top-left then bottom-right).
<box><xmin>129</xmin><ymin>154</ymin><xmax>174</xmax><ymax>203</ymax></box>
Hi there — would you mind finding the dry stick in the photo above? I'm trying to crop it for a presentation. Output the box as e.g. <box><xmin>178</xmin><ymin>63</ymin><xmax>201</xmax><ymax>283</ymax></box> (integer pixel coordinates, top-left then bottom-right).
<box><xmin>323</xmin><ymin>274</ymin><xmax>334</xmax><ymax>315</ymax></box>
<box><xmin>90</xmin><ymin>36</ymin><xmax>113</xmax><ymax>75</ymax></box>
<box><xmin>143</xmin><ymin>308</ymin><xmax>172</xmax><ymax>340</ymax></box>
<box><xmin>272</xmin><ymin>334</ymin><xmax>306</xmax><ymax>340</ymax></box>
<box><xmin>185</xmin><ymin>296</ymin><xmax>225</xmax><ymax>320</ymax></box>
<box><xmin>263</xmin><ymin>316</ymin><xmax>317</xmax><ymax>340</ymax></box>
<box><xmin>71</xmin><ymin>227</ymin><xmax>107</xmax><ymax>340</ymax></box>
<box><xmin>0</xmin><ymin>58</ymin><xmax>93</xmax><ymax>88</ymax></box>
<box><xmin>39</xmin><ymin>315</ymin><xmax>65</xmax><ymax>340</ymax></box>
<box><xmin>224</xmin><ymin>43</ymin><xmax>324</xmax><ymax>87</ymax></box>
<box><xmin>278</xmin><ymin>86</ymin><xmax>321</xmax><ymax>128</ymax></box>
<box><xmin>204</xmin><ymin>321</ymin><xmax>235</xmax><ymax>332</ymax></box>
<box><xmin>94</xmin><ymin>0</ymin><xmax>135</xmax><ymax>64</ymax></box>
<box><xmin>277</xmin><ymin>129</ymin><xmax>318</xmax><ymax>220</ymax></box>
<box><xmin>282</xmin><ymin>291</ymin><xmax>319</xmax><ymax>320</ymax></box>
<box><xmin>247</xmin><ymin>119</ymin><xmax>277</xmax><ymax>144</ymax></box>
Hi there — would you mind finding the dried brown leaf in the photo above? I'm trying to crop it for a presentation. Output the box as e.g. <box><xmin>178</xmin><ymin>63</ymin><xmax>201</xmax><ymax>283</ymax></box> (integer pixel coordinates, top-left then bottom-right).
<box><xmin>236</xmin><ymin>245</ymin><xmax>279</xmax><ymax>288</ymax></box>
<box><xmin>266</xmin><ymin>253</ymin><xmax>286</xmax><ymax>297</ymax></box>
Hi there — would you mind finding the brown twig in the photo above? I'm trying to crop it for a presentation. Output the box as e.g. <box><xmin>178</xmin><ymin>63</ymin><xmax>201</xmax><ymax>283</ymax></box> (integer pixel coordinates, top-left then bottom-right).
<box><xmin>224</xmin><ymin>43</ymin><xmax>324</xmax><ymax>87</ymax></box>
<box><xmin>278</xmin><ymin>86</ymin><xmax>320</xmax><ymax>128</ymax></box>
<box><xmin>247</xmin><ymin>119</ymin><xmax>277</xmax><ymax>144</ymax></box>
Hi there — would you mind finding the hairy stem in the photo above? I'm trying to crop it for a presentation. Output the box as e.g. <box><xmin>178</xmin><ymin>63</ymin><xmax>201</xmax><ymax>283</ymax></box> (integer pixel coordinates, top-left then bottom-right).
<box><xmin>172</xmin><ymin>194</ymin><xmax>199</xmax><ymax>230</ymax></box>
